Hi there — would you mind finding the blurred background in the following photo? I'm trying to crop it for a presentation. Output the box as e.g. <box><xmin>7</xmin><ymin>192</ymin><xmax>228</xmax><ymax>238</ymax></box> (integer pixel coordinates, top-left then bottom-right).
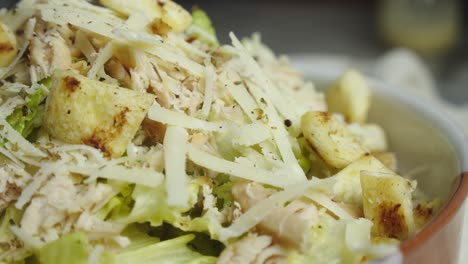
<box><xmin>178</xmin><ymin>0</ymin><xmax>468</xmax><ymax>105</ymax></box>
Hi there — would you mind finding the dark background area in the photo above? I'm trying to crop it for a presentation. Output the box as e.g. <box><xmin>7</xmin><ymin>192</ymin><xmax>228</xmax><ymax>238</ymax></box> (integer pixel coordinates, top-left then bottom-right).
<box><xmin>2</xmin><ymin>0</ymin><xmax>468</xmax><ymax>104</ymax></box>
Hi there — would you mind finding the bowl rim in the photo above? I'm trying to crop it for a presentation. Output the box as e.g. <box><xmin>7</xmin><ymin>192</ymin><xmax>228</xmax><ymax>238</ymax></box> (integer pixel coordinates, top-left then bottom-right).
<box><xmin>308</xmin><ymin>71</ymin><xmax>468</xmax><ymax>261</ymax></box>
<box><xmin>365</xmin><ymin>76</ymin><xmax>468</xmax><ymax>261</ymax></box>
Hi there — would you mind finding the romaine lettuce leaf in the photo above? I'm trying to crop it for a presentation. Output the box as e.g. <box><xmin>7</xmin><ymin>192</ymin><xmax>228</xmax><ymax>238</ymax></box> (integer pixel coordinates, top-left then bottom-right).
<box><xmin>115</xmin><ymin>234</ymin><xmax>216</xmax><ymax>264</ymax></box>
<box><xmin>212</xmin><ymin>180</ymin><xmax>233</xmax><ymax>209</ymax></box>
<box><xmin>122</xmin><ymin>182</ymin><xmax>197</xmax><ymax>227</ymax></box>
<box><xmin>117</xmin><ymin>179</ymin><xmax>224</xmax><ymax>240</ymax></box>
<box><xmin>36</xmin><ymin>232</ymin><xmax>89</xmax><ymax>264</ymax></box>
<box><xmin>0</xmin><ymin>206</ymin><xmax>22</xmax><ymax>244</ymax></box>
<box><xmin>98</xmin><ymin>182</ymin><xmax>134</xmax><ymax>220</ymax></box>
<box><xmin>6</xmin><ymin>85</ymin><xmax>47</xmax><ymax>139</ymax></box>
<box><xmin>188</xmin><ymin>8</ymin><xmax>218</xmax><ymax>46</ymax></box>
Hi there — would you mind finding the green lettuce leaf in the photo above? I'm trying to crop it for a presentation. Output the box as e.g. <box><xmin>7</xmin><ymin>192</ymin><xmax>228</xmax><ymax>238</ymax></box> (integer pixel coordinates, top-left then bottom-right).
<box><xmin>37</xmin><ymin>232</ymin><xmax>89</xmax><ymax>264</ymax></box>
<box><xmin>118</xmin><ymin>180</ymin><xmax>223</xmax><ymax>240</ymax></box>
<box><xmin>6</xmin><ymin>85</ymin><xmax>47</xmax><ymax>139</ymax></box>
<box><xmin>288</xmin><ymin>213</ymin><xmax>366</xmax><ymax>264</ymax></box>
<box><xmin>97</xmin><ymin>182</ymin><xmax>134</xmax><ymax>220</ymax></box>
<box><xmin>188</xmin><ymin>8</ymin><xmax>218</xmax><ymax>46</ymax></box>
<box><xmin>0</xmin><ymin>206</ymin><xmax>22</xmax><ymax>244</ymax></box>
<box><xmin>120</xmin><ymin>224</ymin><xmax>160</xmax><ymax>252</ymax></box>
<box><xmin>0</xmin><ymin>206</ymin><xmax>31</xmax><ymax>263</ymax></box>
<box><xmin>116</xmin><ymin>234</ymin><xmax>216</xmax><ymax>264</ymax></box>
<box><xmin>121</xmin><ymin>183</ymin><xmax>197</xmax><ymax>227</ymax></box>
<box><xmin>212</xmin><ymin>180</ymin><xmax>233</xmax><ymax>209</ymax></box>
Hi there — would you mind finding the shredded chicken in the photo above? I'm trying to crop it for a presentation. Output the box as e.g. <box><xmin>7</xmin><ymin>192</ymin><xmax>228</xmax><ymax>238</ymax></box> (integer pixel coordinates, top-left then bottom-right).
<box><xmin>29</xmin><ymin>22</ymin><xmax>72</xmax><ymax>80</ymax></box>
<box><xmin>20</xmin><ymin>173</ymin><xmax>115</xmax><ymax>242</ymax></box>
<box><xmin>0</xmin><ymin>163</ymin><xmax>30</xmax><ymax>212</ymax></box>
<box><xmin>232</xmin><ymin>182</ymin><xmax>318</xmax><ymax>253</ymax></box>
<box><xmin>217</xmin><ymin>233</ymin><xmax>287</xmax><ymax>264</ymax></box>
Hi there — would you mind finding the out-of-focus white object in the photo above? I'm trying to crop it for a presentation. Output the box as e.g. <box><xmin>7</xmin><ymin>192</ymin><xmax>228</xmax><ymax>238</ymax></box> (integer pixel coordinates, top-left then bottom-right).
<box><xmin>373</xmin><ymin>49</ymin><xmax>468</xmax><ymax>137</ymax></box>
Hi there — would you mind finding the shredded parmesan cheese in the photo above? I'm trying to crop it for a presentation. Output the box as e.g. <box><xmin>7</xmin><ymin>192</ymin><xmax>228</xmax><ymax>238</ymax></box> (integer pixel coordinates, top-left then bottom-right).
<box><xmin>305</xmin><ymin>192</ymin><xmax>353</xmax><ymax>220</ymax></box>
<box><xmin>0</xmin><ymin>118</ymin><xmax>46</xmax><ymax>157</ymax></box>
<box><xmin>148</xmin><ymin>104</ymin><xmax>223</xmax><ymax>131</ymax></box>
<box><xmin>164</xmin><ymin>126</ymin><xmax>189</xmax><ymax>207</ymax></box>
<box><xmin>87</xmin><ymin>42</ymin><xmax>114</xmax><ymax>79</ymax></box>
<box><xmin>15</xmin><ymin>164</ymin><xmax>59</xmax><ymax>209</ymax></box>
<box><xmin>67</xmin><ymin>164</ymin><xmax>163</xmax><ymax>188</ymax></box>
<box><xmin>201</xmin><ymin>59</ymin><xmax>215</xmax><ymax>118</ymax></box>
<box><xmin>187</xmin><ymin>144</ymin><xmax>297</xmax><ymax>187</ymax></box>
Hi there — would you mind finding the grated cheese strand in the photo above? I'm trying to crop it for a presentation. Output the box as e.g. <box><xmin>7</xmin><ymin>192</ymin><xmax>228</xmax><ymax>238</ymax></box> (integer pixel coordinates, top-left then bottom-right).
<box><xmin>144</xmin><ymin>46</ymin><xmax>205</xmax><ymax>77</ymax></box>
<box><xmin>187</xmin><ymin>144</ymin><xmax>297</xmax><ymax>187</ymax></box>
<box><xmin>39</xmin><ymin>3</ymin><xmax>124</xmax><ymax>39</ymax></box>
<box><xmin>87</xmin><ymin>42</ymin><xmax>115</xmax><ymax>80</ymax></box>
<box><xmin>15</xmin><ymin>164</ymin><xmax>59</xmax><ymax>209</ymax></box>
<box><xmin>164</xmin><ymin>126</ymin><xmax>189</xmax><ymax>207</ymax></box>
<box><xmin>201</xmin><ymin>59</ymin><xmax>215</xmax><ymax>118</ymax></box>
<box><xmin>0</xmin><ymin>118</ymin><xmax>46</xmax><ymax>157</ymax></box>
<box><xmin>67</xmin><ymin>164</ymin><xmax>163</xmax><ymax>188</ymax></box>
<box><xmin>0</xmin><ymin>96</ymin><xmax>25</xmax><ymax>119</ymax></box>
<box><xmin>305</xmin><ymin>192</ymin><xmax>353</xmax><ymax>220</ymax></box>
<box><xmin>229</xmin><ymin>32</ymin><xmax>299</xmax><ymax>124</ymax></box>
<box><xmin>220</xmin><ymin>71</ymin><xmax>260</xmax><ymax>122</ymax></box>
<box><xmin>148</xmin><ymin>104</ymin><xmax>226</xmax><ymax>131</ymax></box>
<box><xmin>229</xmin><ymin>34</ymin><xmax>306</xmax><ymax>181</ymax></box>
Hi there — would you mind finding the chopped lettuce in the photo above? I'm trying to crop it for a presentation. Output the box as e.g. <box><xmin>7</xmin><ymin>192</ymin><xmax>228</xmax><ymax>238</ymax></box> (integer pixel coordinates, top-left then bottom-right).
<box><xmin>122</xmin><ymin>183</ymin><xmax>196</xmax><ymax>226</ymax></box>
<box><xmin>120</xmin><ymin>224</ymin><xmax>160</xmax><ymax>252</ymax></box>
<box><xmin>116</xmin><ymin>234</ymin><xmax>217</xmax><ymax>264</ymax></box>
<box><xmin>288</xmin><ymin>213</ymin><xmax>362</xmax><ymax>264</ymax></box>
<box><xmin>188</xmin><ymin>8</ymin><xmax>218</xmax><ymax>46</ymax></box>
<box><xmin>36</xmin><ymin>232</ymin><xmax>89</xmax><ymax>264</ymax></box>
<box><xmin>98</xmin><ymin>182</ymin><xmax>134</xmax><ymax>220</ymax></box>
<box><xmin>212</xmin><ymin>180</ymin><xmax>233</xmax><ymax>209</ymax></box>
<box><xmin>0</xmin><ymin>206</ymin><xmax>30</xmax><ymax>262</ymax></box>
<box><xmin>6</xmin><ymin>84</ymin><xmax>47</xmax><ymax>139</ymax></box>
<box><xmin>116</xmin><ymin>179</ymin><xmax>224</xmax><ymax>241</ymax></box>
<box><xmin>0</xmin><ymin>206</ymin><xmax>22</xmax><ymax>244</ymax></box>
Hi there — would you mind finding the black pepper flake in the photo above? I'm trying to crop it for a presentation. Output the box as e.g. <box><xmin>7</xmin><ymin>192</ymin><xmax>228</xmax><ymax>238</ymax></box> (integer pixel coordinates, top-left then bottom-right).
<box><xmin>175</xmin><ymin>94</ymin><xmax>180</xmax><ymax>98</ymax></box>
<box><xmin>67</xmin><ymin>110</ymin><xmax>71</xmax><ymax>114</ymax></box>
<box><xmin>284</xmin><ymin>119</ymin><xmax>292</xmax><ymax>127</ymax></box>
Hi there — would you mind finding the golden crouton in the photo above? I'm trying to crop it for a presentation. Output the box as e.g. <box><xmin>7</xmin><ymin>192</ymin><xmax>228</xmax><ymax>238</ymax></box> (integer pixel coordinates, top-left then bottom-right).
<box><xmin>360</xmin><ymin>171</ymin><xmax>416</xmax><ymax>239</ymax></box>
<box><xmin>0</xmin><ymin>22</ymin><xmax>18</xmax><ymax>68</ymax></box>
<box><xmin>302</xmin><ymin>111</ymin><xmax>365</xmax><ymax>169</ymax></box>
<box><xmin>325</xmin><ymin>69</ymin><xmax>371</xmax><ymax>123</ymax></box>
<box><xmin>44</xmin><ymin>70</ymin><xmax>155</xmax><ymax>157</ymax></box>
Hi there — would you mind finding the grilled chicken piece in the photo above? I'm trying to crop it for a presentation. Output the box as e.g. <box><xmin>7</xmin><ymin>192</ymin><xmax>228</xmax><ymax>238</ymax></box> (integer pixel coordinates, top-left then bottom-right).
<box><xmin>217</xmin><ymin>233</ymin><xmax>286</xmax><ymax>264</ymax></box>
<box><xmin>232</xmin><ymin>182</ymin><xmax>318</xmax><ymax>253</ymax></box>
<box><xmin>29</xmin><ymin>23</ymin><xmax>72</xmax><ymax>80</ymax></box>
